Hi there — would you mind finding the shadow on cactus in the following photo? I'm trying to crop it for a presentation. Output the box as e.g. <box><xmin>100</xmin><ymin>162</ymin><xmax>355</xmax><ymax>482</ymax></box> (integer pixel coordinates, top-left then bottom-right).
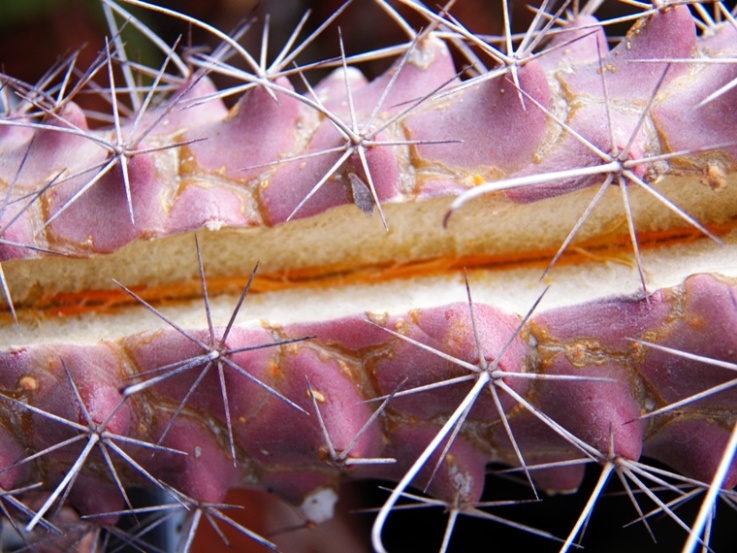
<box><xmin>1</xmin><ymin>0</ymin><xmax>737</xmax><ymax>551</ymax></box>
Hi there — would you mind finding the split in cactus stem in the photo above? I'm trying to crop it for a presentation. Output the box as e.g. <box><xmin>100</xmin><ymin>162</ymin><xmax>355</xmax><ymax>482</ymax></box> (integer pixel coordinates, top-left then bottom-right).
<box><xmin>1</xmin><ymin>1</ymin><xmax>737</xmax><ymax>552</ymax></box>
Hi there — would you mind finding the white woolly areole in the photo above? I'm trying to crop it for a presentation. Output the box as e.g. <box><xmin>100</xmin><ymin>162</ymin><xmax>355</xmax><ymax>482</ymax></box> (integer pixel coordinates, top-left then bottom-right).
<box><xmin>300</xmin><ymin>487</ymin><xmax>338</xmax><ymax>524</ymax></box>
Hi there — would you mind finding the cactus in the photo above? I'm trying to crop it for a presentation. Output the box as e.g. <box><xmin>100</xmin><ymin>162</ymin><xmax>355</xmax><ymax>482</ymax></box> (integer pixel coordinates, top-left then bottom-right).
<box><xmin>1</xmin><ymin>0</ymin><xmax>737</xmax><ymax>551</ymax></box>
